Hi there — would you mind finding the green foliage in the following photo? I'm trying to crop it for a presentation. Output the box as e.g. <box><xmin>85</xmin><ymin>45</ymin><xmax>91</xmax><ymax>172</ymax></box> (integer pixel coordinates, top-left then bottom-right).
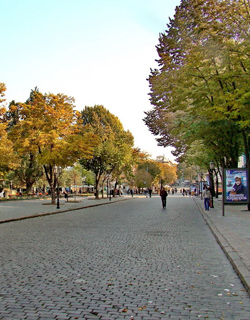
<box><xmin>80</xmin><ymin>105</ymin><xmax>134</xmax><ymax>198</ymax></box>
<box><xmin>10</xmin><ymin>153</ymin><xmax>44</xmax><ymax>194</ymax></box>
<box><xmin>134</xmin><ymin>169</ymin><xmax>153</xmax><ymax>188</ymax></box>
<box><xmin>144</xmin><ymin>0</ymin><xmax>250</xmax><ymax>168</ymax></box>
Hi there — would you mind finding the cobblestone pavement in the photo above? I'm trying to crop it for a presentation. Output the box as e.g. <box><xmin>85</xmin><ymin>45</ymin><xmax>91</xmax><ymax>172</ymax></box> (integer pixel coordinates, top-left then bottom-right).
<box><xmin>1</xmin><ymin>195</ymin><xmax>250</xmax><ymax>319</ymax></box>
<box><xmin>193</xmin><ymin>195</ymin><xmax>250</xmax><ymax>295</ymax></box>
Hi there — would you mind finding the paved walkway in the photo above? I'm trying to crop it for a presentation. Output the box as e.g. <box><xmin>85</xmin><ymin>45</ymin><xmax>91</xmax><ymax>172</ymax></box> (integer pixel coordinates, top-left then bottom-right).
<box><xmin>1</xmin><ymin>193</ymin><xmax>250</xmax><ymax>296</ymax></box>
<box><xmin>193</xmin><ymin>195</ymin><xmax>250</xmax><ymax>295</ymax></box>
<box><xmin>0</xmin><ymin>195</ymin><xmax>132</xmax><ymax>223</ymax></box>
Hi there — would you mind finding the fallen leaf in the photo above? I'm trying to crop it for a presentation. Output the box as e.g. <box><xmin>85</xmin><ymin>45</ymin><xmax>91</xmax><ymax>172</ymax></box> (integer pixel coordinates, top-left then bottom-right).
<box><xmin>138</xmin><ymin>306</ymin><xmax>147</xmax><ymax>311</ymax></box>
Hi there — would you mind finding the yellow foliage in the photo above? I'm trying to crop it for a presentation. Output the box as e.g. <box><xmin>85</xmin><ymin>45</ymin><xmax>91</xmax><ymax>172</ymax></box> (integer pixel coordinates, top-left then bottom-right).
<box><xmin>8</xmin><ymin>90</ymin><xmax>97</xmax><ymax>168</ymax></box>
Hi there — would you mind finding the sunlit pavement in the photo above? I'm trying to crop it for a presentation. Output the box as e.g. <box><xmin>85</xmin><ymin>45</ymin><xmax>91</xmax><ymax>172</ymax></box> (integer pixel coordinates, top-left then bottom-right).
<box><xmin>0</xmin><ymin>195</ymin><xmax>133</xmax><ymax>223</ymax></box>
<box><xmin>1</xmin><ymin>194</ymin><xmax>250</xmax><ymax>319</ymax></box>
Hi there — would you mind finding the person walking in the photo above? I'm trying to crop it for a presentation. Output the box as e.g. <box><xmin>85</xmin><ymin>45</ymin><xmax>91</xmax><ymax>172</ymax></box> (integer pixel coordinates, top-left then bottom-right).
<box><xmin>160</xmin><ymin>187</ymin><xmax>168</xmax><ymax>208</ymax></box>
<box><xmin>202</xmin><ymin>186</ymin><xmax>212</xmax><ymax>210</ymax></box>
<box><xmin>149</xmin><ymin>187</ymin><xmax>152</xmax><ymax>198</ymax></box>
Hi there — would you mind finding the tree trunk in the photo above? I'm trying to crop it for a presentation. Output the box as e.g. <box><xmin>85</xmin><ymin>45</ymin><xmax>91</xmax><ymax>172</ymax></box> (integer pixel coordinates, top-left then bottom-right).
<box><xmin>95</xmin><ymin>176</ymin><xmax>100</xmax><ymax>199</ymax></box>
<box><xmin>26</xmin><ymin>181</ymin><xmax>34</xmax><ymax>195</ymax></box>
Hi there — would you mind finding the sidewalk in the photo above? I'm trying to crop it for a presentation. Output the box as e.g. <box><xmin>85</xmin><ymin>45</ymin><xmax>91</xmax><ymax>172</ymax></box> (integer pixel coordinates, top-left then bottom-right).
<box><xmin>1</xmin><ymin>194</ymin><xmax>250</xmax><ymax>295</ymax></box>
<box><xmin>193</xmin><ymin>195</ymin><xmax>250</xmax><ymax>295</ymax></box>
<box><xmin>0</xmin><ymin>195</ymin><xmax>132</xmax><ymax>223</ymax></box>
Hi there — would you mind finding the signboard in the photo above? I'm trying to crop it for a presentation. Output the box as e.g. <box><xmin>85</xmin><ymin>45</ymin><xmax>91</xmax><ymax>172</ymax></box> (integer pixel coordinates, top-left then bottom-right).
<box><xmin>224</xmin><ymin>168</ymin><xmax>249</xmax><ymax>204</ymax></box>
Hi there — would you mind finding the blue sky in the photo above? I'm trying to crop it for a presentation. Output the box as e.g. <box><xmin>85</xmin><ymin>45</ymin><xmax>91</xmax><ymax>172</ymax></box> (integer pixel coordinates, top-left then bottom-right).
<box><xmin>1</xmin><ymin>0</ymin><xmax>180</xmax><ymax>160</ymax></box>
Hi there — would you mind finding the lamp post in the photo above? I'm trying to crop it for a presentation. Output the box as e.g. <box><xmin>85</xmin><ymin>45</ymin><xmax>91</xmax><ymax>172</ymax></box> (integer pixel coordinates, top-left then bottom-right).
<box><xmin>199</xmin><ymin>172</ymin><xmax>204</xmax><ymax>199</ymax></box>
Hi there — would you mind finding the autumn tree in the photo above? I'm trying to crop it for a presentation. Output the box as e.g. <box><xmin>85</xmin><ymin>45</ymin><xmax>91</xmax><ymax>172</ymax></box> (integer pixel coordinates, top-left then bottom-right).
<box><xmin>158</xmin><ymin>161</ymin><xmax>177</xmax><ymax>187</ymax></box>
<box><xmin>80</xmin><ymin>105</ymin><xmax>134</xmax><ymax>199</ymax></box>
<box><xmin>8</xmin><ymin>88</ymin><xmax>96</xmax><ymax>204</ymax></box>
<box><xmin>4</xmin><ymin>100</ymin><xmax>44</xmax><ymax>194</ymax></box>
<box><xmin>0</xmin><ymin>83</ymin><xmax>19</xmax><ymax>176</ymax></box>
<box><xmin>144</xmin><ymin>0</ymin><xmax>250</xmax><ymax>170</ymax></box>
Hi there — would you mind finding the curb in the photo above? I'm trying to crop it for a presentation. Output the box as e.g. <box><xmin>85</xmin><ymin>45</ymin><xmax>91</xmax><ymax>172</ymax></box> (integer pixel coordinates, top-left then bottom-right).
<box><xmin>0</xmin><ymin>197</ymin><xmax>132</xmax><ymax>224</ymax></box>
<box><xmin>193</xmin><ymin>197</ymin><xmax>250</xmax><ymax>295</ymax></box>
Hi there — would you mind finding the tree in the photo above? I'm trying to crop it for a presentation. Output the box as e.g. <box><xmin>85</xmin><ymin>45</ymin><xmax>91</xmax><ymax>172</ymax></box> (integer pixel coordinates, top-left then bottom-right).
<box><xmin>0</xmin><ymin>83</ymin><xmax>20</xmax><ymax>173</ymax></box>
<box><xmin>80</xmin><ymin>105</ymin><xmax>134</xmax><ymax>199</ymax></box>
<box><xmin>157</xmin><ymin>161</ymin><xmax>177</xmax><ymax>187</ymax></box>
<box><xmin>134</xmin><ymin>169</ymin><xmax>153</xmax><ymax>190</ymax></box>
<box><xmin>137</xmin><ymin>160</ymin><xmax>161</xmax><ymax>187</ymax></box>
<box><xmin>144</xmin><ymin>0</ymin><xmax>250</xmax><ymax>170</ymax></box>
<box><xmin>10</xmin><ymin>153</ymin><xmax>44</xmax><ymax>194</ymax></box>
<box><xmin>8</xmin><ymin>88</ymin><xmax>96</xmax><ymax>204</ymax></box>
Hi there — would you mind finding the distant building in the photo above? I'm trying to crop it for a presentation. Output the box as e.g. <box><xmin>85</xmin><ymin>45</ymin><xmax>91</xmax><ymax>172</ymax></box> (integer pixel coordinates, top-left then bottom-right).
<box><xmin>155</xmin><ymin>155</ymin><xmax>171</xmax><ymax>164</ymax></box>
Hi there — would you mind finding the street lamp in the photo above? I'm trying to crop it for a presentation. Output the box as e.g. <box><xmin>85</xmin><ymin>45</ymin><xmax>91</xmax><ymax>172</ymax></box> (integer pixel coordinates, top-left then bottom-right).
<box><xmin>199</xmin><ymin>172</ymin><xmax>204</xmax><ymax>199</ymax></box>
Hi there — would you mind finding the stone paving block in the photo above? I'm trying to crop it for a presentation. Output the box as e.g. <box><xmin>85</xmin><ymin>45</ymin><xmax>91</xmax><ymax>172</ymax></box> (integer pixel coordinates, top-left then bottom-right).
<box><xmin>1</xmin><ymin>196</ymin><xmax>250</xmax><ymax>319</ymax></box>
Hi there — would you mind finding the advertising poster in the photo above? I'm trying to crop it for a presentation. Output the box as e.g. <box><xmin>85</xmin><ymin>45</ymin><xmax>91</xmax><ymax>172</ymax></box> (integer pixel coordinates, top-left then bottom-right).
<box><xmin>224</xmin><ymin>168</ymin><xmax>248</xmax><ymax>204</ymax></box>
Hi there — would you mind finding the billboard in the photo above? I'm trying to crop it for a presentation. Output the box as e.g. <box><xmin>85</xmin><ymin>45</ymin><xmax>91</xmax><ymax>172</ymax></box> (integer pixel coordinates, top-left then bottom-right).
<box><xmin>224</xmin><ymin>168</ymin><xmax>248</xmax><ymax>204</ymax></box>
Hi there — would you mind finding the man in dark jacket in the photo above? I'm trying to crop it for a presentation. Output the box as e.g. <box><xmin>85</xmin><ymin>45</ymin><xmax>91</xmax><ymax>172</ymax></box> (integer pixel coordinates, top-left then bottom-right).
<box><xmin>160</xmin><ymin>187</ymin><xmax>168</xmax><ymax>208</ymax></box>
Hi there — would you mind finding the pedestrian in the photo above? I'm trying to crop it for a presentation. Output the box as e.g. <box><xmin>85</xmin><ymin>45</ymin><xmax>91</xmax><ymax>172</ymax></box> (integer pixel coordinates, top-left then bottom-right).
<box><xmin>202</xmin><ymin>186</ymin><xmax>212</xmax><ymax>210</ymax></box>
<box><xmin>160</xmin><ymin>187</ymin><xmax>168</xmax><ymax>208</ymax></box>
<box><xmin>149</xmin><ymin>187</ymin><xmax>152</xmax><ymax>198</ymax></box>
<box><xmin>145</xmin><ymin>189</ymin><xmax>149</xmax><ymax>198</ymax></box>
<box><xmin>130</xmin><ymin>189</ymin><xmax>133</xmax><ymax>197</ymax></box>
<box><xmin>64</xmin><ymin>191</ymin><xmax>68</xmax><ymax>201</ymax></box>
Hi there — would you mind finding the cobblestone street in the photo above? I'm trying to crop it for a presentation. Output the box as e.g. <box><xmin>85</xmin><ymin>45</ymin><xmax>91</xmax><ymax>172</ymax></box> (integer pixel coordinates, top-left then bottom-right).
<box><xmin>1</xmin><ymin>195</ymin><xmax>250</xmax><ymax>319</ymax></box>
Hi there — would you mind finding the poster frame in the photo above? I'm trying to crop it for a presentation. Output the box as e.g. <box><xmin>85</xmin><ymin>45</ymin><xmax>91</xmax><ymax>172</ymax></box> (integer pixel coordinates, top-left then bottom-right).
<box><xmin>223</xmin><ymin>168</ymin><xmax>249</xmax><ymax>205</ymax></box>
